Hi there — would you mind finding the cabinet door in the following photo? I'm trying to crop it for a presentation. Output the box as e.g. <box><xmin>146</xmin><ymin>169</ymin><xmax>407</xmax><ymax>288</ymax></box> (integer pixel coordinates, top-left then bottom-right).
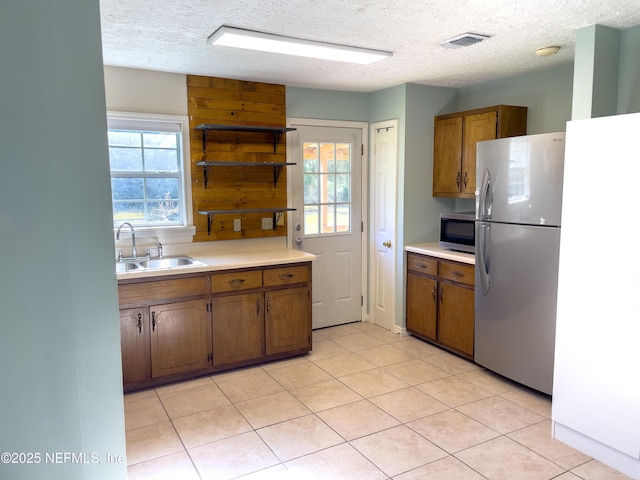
<box><xmin>437</xmin><ymin>283</ymin><xmax>474</xmax><ymax>356</ymax></box>
<box><xmin>406</xmin><ymin>273</ymin><xmax>437</xmax><ymax>340</ymax></box>
<box><xmin>433</xmin><ymin>116</ymin><xmax>463</xmax><ymax>196</ymax></box>
<box><xmin>265</xmin><ymin>286</ymin><xmax>310</xmax><ymax>356</ymax></box>
<box><xmin>150</xmin><ymin>299</ymin><xmax>210</xmax><ymax>377</ymax></box>
<box><xmin>212</xmin><ymin>292</ymin><xmax>263</xmax><ymax>365</ymax></box>
<box><xmin>120</xmin><ymin>308</ymin><xmax>148</xmax><ymax>386</ymax></box>
<box><xmin>462</xmin><ymin>111</ymin><xmax>498</xmax><ymax>196</ymax></box>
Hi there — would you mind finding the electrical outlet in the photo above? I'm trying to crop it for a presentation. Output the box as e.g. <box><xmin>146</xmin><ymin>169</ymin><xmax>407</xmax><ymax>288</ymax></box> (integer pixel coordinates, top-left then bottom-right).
<box><xmin>233</xmin><ymin>218</ymin><xmax>241</xmax><ymax>232</ymax></box>
<box><xmin>261</xmin><ymin>217</ymin><xmax>273</xmax><ymax>230</ymax></box>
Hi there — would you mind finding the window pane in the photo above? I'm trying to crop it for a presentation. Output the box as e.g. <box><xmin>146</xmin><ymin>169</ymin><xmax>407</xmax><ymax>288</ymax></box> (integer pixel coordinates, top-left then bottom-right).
<box><xmin>336</xmin><ymin>143</ymin><xmax>351</xmax><ymax>172</ymax></box>
<box><xmin>111</xmin><ymin>177</ymin><xmax>144</xmax><ymax>200</ymax></box>
<box><xmin>113</xmin><ymin>202</ymin><xmax>144</xmax><ymax>226</ymax></box>
<box><xmin>108</xmin><ymin>131</ymin><xmax>141</xmax><ymax>147</ymax></box>
<box><xmin>336</xmin><ymin>204</ymin><xmax>350</xmax><ymax>232</ymax></box>
<box><xmin>146</xmin><ymin>177</ymin><xmax>179</xmax><ymax>200</ymax></box>
<box><xmin>304</xmin><ymin>174</ymin><xmax>319</xmax><ymax>204</ymax></box>
<box><xmin>323</xmin><ymin>174</ymin><xmax>335</xmax><ymax>203</ymax></box>
<box><xmin>144</xmin><ymin>149</ymin><xmax>178</xmax><ymax>172</ymax></box>
<box><xmin>109</xmin><ymin>147</ymin><xmax>143</xmax><ymax>171</ymax></box>
<box><xmin>143</xmin><ymin>132</ymin><xmax>177</xmax><ymax>149</ymax></box>
<box><xmin>336</xmin><ymin>174</ymin><xmax>350</xmax><ymax>202</ymax></box>
<box><xmin>320</xmin><ymin>143</ymin><xmax>335</xmax><ymax>172</ymax></box>
<box><xmin>147</xmin><ymin>201</ymin><xmax>180</xmax><ymax>223</ymax></box>
<box><xmin>303</xmin><ymin>158</ymin><xmax>319</xmax><ymax>173</ymax></box>
<box><xmin>321</xmin><ymin>204</ymin><xmax>335</xmax><ymax>233</ymax></box>
<box><xmin>304</xmin><ymin>205</ymin><xmax>318</xmax><ymax>235</ymax></box>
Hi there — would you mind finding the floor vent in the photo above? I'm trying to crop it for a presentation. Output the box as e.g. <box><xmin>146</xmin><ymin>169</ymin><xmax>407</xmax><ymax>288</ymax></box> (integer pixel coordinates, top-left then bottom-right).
<box><xmin>438</xmin><ymin>33</ymin><xmax>491</xmax><ymax>49</ymax></box>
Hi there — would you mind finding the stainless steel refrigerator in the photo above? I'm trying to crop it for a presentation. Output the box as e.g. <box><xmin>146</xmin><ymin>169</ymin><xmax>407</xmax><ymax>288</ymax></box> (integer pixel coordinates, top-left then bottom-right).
<box><xmin>475</xmin><ymin>131</ymin><xmax>565</xmax><ymax>395</ymax></box>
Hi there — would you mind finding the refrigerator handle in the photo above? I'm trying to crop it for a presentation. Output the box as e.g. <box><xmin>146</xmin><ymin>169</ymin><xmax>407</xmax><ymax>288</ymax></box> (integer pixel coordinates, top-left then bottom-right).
<box><xmin>478</xmin><ymin>222</ymin><xmax>491</xmax><ymax>295</ymax></box>
<box><xmin>478</xmin><ymin>168</ymin><xmax>492</xmax><ymax>220</ymax></box>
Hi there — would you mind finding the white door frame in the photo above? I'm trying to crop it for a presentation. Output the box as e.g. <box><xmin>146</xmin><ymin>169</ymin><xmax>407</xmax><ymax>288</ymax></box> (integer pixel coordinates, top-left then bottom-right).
<box><xmin>286</xmin><ymin>118</ymin><xmax>370</xmax><ymax>324</ymax></box>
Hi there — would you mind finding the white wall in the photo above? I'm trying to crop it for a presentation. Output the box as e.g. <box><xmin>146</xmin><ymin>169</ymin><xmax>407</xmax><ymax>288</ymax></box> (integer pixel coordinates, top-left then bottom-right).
<box><xmin>104</xmin><ymin>66</ymin><xmax>188</xmax><ymax>115</ymax></box>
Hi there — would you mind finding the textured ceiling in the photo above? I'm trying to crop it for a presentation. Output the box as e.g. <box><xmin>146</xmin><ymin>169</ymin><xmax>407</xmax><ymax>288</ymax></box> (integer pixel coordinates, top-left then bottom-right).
<box><xmin>99</xmin><ymin>0</ymin><xmax>640</xmax><ymax>92</ymax></box>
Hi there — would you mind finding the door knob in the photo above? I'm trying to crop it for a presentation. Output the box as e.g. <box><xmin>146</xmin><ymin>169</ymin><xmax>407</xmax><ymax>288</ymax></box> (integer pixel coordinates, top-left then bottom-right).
<box><xmin>295</xmin><ymin>237</ymin><xmax>303</xmax><ymax>245</ymax></box>
<box><xmin>382</xmin><ymin>240</ymin><xmax>391</xmax><ymax>248</ymax></box>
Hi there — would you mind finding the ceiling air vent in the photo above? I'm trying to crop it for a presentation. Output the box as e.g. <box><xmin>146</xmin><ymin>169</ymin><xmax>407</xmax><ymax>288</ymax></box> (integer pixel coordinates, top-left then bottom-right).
<box><xmin>438</xmin><ymin>33</ymin><xmax>491</xmax><ymax>49</ymax></box>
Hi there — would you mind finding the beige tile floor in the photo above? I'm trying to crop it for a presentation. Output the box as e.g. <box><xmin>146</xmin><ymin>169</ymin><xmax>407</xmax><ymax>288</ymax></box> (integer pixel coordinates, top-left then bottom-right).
<box><xmin>124</xmin><ymin>322</ymin><xmax>633</xmax><ymax>480</ymax></box>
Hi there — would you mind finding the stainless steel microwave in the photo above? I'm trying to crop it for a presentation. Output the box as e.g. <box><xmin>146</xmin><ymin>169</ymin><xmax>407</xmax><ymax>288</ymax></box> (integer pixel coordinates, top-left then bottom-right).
<box><xmin>439</xmin><ymin>212</ymin><xmax>475</xmax><ymax>253</ymax></box>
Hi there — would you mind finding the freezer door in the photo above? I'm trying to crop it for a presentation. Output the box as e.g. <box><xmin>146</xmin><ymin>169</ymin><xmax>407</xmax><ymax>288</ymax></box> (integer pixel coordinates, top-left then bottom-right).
<box><xmin>475</xmin><ymin>132</ymin><xmax>565</xmax><ymax>226</ymax></box>
<box><xmin>474</xmin><ymin>221</ymin><xmax>561</xmax><ymax>395</ymax></box>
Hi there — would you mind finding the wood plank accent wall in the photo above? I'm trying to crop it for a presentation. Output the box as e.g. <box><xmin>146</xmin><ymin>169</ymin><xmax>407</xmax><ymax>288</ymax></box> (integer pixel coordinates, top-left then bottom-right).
<box><xmin>187</xmin><ymin>75</ymin><xmax>289</xmax><ymax>242</ymax></box>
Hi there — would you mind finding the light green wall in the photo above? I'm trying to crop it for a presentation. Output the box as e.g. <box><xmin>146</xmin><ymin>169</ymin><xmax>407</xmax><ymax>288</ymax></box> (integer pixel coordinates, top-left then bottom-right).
<box><xmin>457</xmin><ymin>63</ymin><xmax>574</xmax><ymax>134</ymax></box>
<box><xmin>404</xmin><ymin>84</ymin><xmax>458</xmax><ymax>245</ymax></box>
<box><xmin>0</xmin><ymin>1</ymin><xmax>126</xmax><ymax>479</ymax></box>
<box><xmin>618</xmin><ymin>25</ymin><xmax>640</xmax><ymax>113</ymax></box>
<box><xmin>287</xmin><ymin>87</ymin><xmax>369</xmax><ymax>120</ymax></box>
<box><xmin>572</xmin><ymin>25</ymin><xmax>620</xmax><ymax>119</ymax></box>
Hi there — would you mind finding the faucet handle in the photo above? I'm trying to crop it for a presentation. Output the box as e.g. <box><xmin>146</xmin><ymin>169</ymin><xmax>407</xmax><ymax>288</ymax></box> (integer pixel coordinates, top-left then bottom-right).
<box><xmin>157</xmin><ymin>242</ymin><xmax>163</xmax><ymax>259</ymax></box>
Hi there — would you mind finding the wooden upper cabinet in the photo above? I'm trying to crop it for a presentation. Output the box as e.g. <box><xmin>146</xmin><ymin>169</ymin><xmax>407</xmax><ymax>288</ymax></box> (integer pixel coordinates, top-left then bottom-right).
<box><xmin>433</xmin><ymin>116</ymin><xmax>463</xmax><ymax>196</ymax></box>
<box><xmin>433</xmin><ymin>105</ymin><xmax>527</xmax><ymax>198</ymax></box>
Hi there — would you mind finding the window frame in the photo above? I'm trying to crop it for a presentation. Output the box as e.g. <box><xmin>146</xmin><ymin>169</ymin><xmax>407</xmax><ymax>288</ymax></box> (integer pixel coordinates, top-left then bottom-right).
<box><xmin>107</xmin><ymin>111</ymin><xmax>194</xmax><ymax>242</ymax></box>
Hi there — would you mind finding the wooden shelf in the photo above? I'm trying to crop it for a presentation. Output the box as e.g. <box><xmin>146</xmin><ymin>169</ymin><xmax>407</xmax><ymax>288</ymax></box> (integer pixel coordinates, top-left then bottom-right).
<box><xmin>197</xmin><ymin>208</ymin><xmax>296</xmax><ymax>235</ymax></box>
<box><xmin>195</xmin><ymin>161</ymin><xmax>296</xmax><ymax>188</ymax></box>
<box><xmin>195</xmin><ymin>124</ymin><xmax>296</xmax><ymax>153</ymax></box>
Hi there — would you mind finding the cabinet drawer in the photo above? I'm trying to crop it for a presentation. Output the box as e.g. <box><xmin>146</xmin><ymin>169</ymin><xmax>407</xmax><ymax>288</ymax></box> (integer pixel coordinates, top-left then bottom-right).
<box><xmin>263</xmin><ymin>265</ymin><xmax>309</xmax><ymax>287</ymax></box>
<box><xmin>439</xmin><ymin>261</ymin><xmax>474</xmax><ymax>287</ymax></box>
<box><xmin>119</xmin><ymin>276</ymin><xmax>207</xmax><ymax>305</ymax></box>
<box><xmin>407</xmin><ymin>253</ymin><xmax>437</xmax><ymax>276</ymax></box>
<box><xmin>212</xmin><ymin>270</ymin><xmax>262</xmax><ymax>293</ymax></box>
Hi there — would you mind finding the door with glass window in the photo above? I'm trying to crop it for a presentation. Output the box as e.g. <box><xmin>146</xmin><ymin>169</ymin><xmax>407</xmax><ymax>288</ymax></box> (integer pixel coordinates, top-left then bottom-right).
<box><xmin>289</xmin><ymin>125</ymin><xmax>363</xmax><ymax>329</ymax></box>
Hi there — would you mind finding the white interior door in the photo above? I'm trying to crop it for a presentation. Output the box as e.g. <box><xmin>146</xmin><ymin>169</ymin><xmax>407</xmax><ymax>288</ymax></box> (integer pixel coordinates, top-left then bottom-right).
<box><xmin>289</xmin><ymin>123</ymin><xmax>363</xmax><ymax>329</ymax></box>
<box><xmin>371</xmin><ymin>121</ymin><xmax>397</xmax><ymax>331</ymax></box>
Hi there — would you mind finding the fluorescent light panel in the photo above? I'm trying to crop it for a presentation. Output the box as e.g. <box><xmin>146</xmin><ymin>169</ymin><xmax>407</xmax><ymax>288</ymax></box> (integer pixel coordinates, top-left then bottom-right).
<box><xmin>207</xmin><ymin>26</ymin><xmax>392</xmax><ymax>65</ymax></box>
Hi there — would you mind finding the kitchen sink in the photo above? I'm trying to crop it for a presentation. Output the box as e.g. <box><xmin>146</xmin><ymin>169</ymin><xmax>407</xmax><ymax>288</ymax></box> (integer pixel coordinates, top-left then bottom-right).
<box><xmin>116</xmin><ymin>256</ymin><xmax>205</xmax><ymax>273</ymax></box>
<box><xmin>115</xmin><ymin>262</ymin><xmax>142</xmax><ymax>273</ymax></box>
<box><xmin>139</xmin><ymin>257</ymin><xmax>203</xmax><ymax>269</ymax></box>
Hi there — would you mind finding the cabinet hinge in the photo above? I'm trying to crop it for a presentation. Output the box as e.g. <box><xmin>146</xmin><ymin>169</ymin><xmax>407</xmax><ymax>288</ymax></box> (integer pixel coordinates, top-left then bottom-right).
<box><xmin>208</xmin><ymin>353</ymin><xmax>213</xmax><ymax>363</ymax></box>
<box><xmin>361</xmin><ymin>221</ymin><xmax>364</xmax><ymax>233</ymax></box>
<box><xmin>361</xmin><ymin>144</ymin><xmax>364</xmax><ymax>156</ymax></box>
<box><xmin>361</xmin><ymin>295</ymin><xmax>364</xmax><ymax>306</ymax></box>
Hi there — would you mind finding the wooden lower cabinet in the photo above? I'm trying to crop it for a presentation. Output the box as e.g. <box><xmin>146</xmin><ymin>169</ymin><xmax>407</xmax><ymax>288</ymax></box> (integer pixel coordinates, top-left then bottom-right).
<box><xmin>119</xmin><ymin>262</ymin><xmax>312</xmax><ymax>391</ymax></box>
<box><xmin>150</xmin><ymin>299</ymin><xmax>211</xmax><ymax>378</ymax></box>
<box><xmin>437</xmin><ymin>282</ymin><xmax>474</xmax><ymax>355</ymax></box>
<box><xmin>265</xmin><ymin>286</ymin><xmax>311</xmax><ymax>355</ymax></box>
<box><xmin>406</xmin><ymin>273</ymin><xmax>437</xmax><ymax>340</ymax></box>
<box><xmin>406</xmin><ymin>252</ymin><xmax>474</xmax><ymax>358</ymax></box>
<box><xmin>212</xmin><ymin>292</ymin><xmax>263</xmax><ymax>365</ymax></box>
<box><xmin>119</xmin><ymin>307</ymin><xmax>148</xmax><ymax>385</ymax></box>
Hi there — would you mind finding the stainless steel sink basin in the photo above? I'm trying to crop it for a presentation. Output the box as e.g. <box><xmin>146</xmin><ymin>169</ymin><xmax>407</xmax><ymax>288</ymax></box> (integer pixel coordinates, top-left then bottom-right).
<box><xmin>139</xmin><ymin>257</ymin><xmax>204</xmax><ymax>269</ymax></box>
<box><xmin>115</xmin><ymin>261</ymin><xmax>141</xmax><ymax>273</ymax></box>
<box><xmin>116</xmin><ymin>256</ymin><xmax>205</xmax><ymax>273</ymax></box>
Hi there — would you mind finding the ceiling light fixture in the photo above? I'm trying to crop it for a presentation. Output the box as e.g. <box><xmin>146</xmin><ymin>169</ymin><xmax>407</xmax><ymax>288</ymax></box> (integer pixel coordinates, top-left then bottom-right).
<box><xmin>207</xmin><ymin>25</ymin><xmax>392</xmax><ymax>65</ymax></box>
<box><xmin>536</xmin><ymin>46</ymin><xmax>561</xmax><ymax>57</ymax></box>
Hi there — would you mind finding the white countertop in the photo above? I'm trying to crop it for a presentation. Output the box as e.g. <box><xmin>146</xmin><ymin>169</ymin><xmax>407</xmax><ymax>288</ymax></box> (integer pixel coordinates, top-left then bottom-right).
<box><xmin>116</xmin><ymin>247</ymin><xmax>316</xmax><ymax>280</ymax></box>
<box><xmin>405</xmin><ymin>242</ymin><xmax>475</xmax><ymax>265</ymax></box>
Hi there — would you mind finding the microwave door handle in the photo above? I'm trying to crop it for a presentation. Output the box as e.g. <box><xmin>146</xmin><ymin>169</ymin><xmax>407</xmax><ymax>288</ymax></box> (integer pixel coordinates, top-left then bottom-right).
<box><xmin>478</xmin><ymin>222</ymin><xmax>491</xmax><ymax>295</ymax></box>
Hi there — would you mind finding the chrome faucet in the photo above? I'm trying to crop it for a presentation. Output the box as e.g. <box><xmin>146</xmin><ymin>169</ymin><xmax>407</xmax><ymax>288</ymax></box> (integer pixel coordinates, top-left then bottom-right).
<box><xmin>116</xmin><ymin>222</ymin><xmax>137</xmax><ymax>260</ymax></box>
